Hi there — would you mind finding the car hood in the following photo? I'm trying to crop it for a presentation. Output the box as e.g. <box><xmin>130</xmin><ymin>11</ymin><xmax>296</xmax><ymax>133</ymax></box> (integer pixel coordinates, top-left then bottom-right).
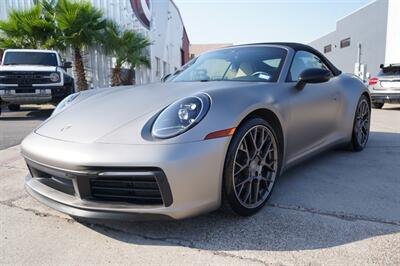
<box><xmin>0</xmin><ymin>65</ymin><xmax>58</xmax><ymax>72</ymax></box>
<box><xmin>35</xmin><ymin>81</ymin><xmax>265</xmax><ymax>144</ymax></box>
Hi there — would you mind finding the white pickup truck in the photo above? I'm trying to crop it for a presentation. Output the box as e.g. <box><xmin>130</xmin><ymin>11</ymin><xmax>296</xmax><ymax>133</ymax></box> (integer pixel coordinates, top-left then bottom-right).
<box><xmin>0</xmin><ymin>49</ymin><xmax>75</xmax><ymax>115</ymax></box>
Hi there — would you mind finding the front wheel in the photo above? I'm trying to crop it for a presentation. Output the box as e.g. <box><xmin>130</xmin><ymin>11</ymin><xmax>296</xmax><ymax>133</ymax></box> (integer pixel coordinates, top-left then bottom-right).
<box><xmin>222</xmin><ymin>118</ymin><xmax>281</xmax><ymax>216</ymax></box>
<box><xmin>351</xmin><ymin>95</ymin><xmax>371</xmax><ymax>151</ymax></box>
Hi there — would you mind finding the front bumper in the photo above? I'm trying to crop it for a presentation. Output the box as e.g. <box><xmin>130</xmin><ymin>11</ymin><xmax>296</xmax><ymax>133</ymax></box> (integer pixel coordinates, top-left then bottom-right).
<box><xmin>0</xmin><ymin>86</ymin><xmax>73</xmax><ymax>104</ymax></box>
<box><xmin>21</xmin><ymin>132</ymin><xmax>229</xmax><ymax>220</ymax></box>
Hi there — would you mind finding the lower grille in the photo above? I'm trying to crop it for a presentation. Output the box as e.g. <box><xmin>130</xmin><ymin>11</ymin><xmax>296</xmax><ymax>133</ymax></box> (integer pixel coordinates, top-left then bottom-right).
<box><xmin>90</xmin><ymin>176</ymin><xmax>163</xmax><ymax>205</ymax></box>
<box><xmin>28</xmin><ymin>165</ymin><xmax>75</xmax><ymax>196</ymax></box>
<box><xmin>16</xmin><ymin>88</ymin><xmax>35</xmax><ymax>94</ymax></box>
<box><xmin>25</xmin><ymin>158</ymin><xmax>172</xmax><ymax>207</ymax></box>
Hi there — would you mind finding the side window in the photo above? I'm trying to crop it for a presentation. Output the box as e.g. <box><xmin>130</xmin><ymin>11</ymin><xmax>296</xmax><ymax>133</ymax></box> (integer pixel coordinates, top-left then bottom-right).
<box><xmin>288</xmin><ymin>51</ymin><xmax>329</xmax><ymax>82</ymax></box>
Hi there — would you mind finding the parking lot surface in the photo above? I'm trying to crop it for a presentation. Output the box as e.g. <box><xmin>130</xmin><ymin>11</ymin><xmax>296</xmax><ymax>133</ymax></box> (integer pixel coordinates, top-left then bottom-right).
<box><xmin>0</xmin><ymin>104</ymin><xmax>53</xmax><ymax>150</ymax></box>
<box><xmin>1</xmin><ymin>104</ymin><xmax>399</xmax><ymax>265</ymax></box>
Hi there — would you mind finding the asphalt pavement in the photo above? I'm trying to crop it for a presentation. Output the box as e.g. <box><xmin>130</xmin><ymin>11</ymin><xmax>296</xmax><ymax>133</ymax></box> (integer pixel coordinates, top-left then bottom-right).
<box><xmin>0</xmin><ymin>104</ymin><xmax>399</xmax><ymax>265</ymax></box>
<box><xmin>0</xmin><ymin>104</ymin><xmax>54</xmax><ymax>150</ymax></box>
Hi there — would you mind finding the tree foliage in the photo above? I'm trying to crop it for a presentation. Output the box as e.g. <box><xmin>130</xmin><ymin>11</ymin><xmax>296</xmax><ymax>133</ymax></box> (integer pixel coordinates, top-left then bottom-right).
<box><xmin>0</xmin><ymin>1</ymin><xmax>63</xmax><ymax>49</ymax></box>
<box><xmin>54</xmin><ymin>0</ymin><xmax>107</xmax><ymax>90</ymax></box>
<box><xmin>103</xmin><ymin>21</ymin><xmax>151</xmax><ymax>86</ymax></box>
<box><xmin>0</xmin><ymin>0</ymin><xmax>151</xmax><ymax>89</ymax></box>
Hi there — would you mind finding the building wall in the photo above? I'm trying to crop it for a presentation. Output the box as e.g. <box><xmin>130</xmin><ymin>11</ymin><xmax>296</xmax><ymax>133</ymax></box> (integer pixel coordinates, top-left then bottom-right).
<box><xmin>310</xmin><ymin>0</ymin><xmax>390</xmax><ymax>77</ymax></box>
<box><xmin>0</xmin><ymin>0</ymin><xmax>34</xmax><ymax>19</ymax></box>
<box><xmin>150</xmin><ymin>0</ymin><xmax>188</xmax><ymax>81</ymax></box>
<box><xmin>0</xmin><ymin>0</ymin><xmax>189</xmax><ymax>87</ymax></box>
<box><xmin>385</xmin><ymin>0</ymin><xmax>400</xmax><ymax>66</ymax></box>
<box><xmin>87</xmin><ymin>0</ymin><xmax>148</xmax><ymax>88</ymax></box>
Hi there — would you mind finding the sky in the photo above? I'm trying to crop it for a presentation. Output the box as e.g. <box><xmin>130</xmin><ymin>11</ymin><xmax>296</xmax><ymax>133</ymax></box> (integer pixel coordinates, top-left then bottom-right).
<box><xmin>173</xmin><ymin>0</ymin><xmax>375</xmax><ymax>45</ymax></box>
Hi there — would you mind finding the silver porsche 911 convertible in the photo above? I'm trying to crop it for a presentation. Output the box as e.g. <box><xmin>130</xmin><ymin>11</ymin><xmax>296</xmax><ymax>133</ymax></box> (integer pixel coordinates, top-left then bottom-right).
<box><xmin>21</xmin><ymin>43</ymin><xmax>371</xmax><ymax>220</ymax></box>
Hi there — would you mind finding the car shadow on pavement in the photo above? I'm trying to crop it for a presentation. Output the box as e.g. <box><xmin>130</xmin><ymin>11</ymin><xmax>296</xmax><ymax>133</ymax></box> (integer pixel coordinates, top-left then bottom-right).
<box><xmin>77</xmin><ymin>131</ymin><xmax>400</xmax><ymax>251</ymax></box>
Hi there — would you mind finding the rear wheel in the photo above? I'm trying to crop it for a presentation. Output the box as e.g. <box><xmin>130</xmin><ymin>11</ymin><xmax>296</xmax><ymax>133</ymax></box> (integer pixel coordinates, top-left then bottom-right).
<box><xmin>8</xmin><ymin>104</ymin><xmax>20</xmax><ymax>111</ymax></box>
<box><xmin>372</xmin><ymin>102</ymin><xmax>384</xmax><ymax>109</ymax></box>
<box><xmin>351</xmin><ymin>95</ymin><xmax>371</xmax><ymax>151</ymax></box>
<box><xmin>222</xmin><ymin>117</ymin><xmax>281</xmax><ymax>216</ymax></box>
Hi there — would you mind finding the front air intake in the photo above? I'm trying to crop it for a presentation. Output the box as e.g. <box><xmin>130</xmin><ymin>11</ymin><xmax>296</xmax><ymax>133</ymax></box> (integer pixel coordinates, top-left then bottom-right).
<box><xmin>90</xmin><ymin>175</ymin><xmax>163</xmax><ymax>205</ymax></box>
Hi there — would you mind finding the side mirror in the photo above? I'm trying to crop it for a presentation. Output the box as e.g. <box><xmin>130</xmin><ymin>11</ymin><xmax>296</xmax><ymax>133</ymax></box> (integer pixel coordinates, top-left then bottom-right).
<box><xmin>161</xmin><ymin>73</ymin><xmax>171</xmax><ymax>82</ymax></box>
<box><xmin>295</xmin><ymin>68</ymin><xmax>332</xmax><ymax>90</ymax></box>
<box><xmin>63</xmin><ymin>61</ymin><xmax>72</xmax><ymax>69</ymax></box>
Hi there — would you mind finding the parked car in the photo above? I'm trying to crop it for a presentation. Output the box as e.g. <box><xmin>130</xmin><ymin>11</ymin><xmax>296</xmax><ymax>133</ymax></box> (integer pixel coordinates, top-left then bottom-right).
<box><xmin>368</xmin><ymin>64</ymin><xmax>400</xmax><ymax>108</ymax></box>
<box><xmin>21</xmin><ymin>43</ymin><xmax>370</xmax><ymax>220</ymax></box>
<box><xmin>0</xmin><ymin>49</ymin><xmax>75</xmax><ymax>115</ymax></box>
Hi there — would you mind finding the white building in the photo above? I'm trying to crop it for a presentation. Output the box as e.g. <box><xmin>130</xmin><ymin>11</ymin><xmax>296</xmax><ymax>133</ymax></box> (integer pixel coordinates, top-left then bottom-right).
<box><xmin>0</xmin><ymin>0</ymin><xmax>190</xmax><ymax>87</ymax></box>
<box><xmin>310</xmin><ymin>0</ymin><xmax>400</xmax><ymax>80</ymax></box>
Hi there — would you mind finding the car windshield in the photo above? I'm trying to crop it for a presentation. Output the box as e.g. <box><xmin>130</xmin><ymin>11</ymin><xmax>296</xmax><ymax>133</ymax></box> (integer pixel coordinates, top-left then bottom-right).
<box><xmin>171</xmin><ymin>46</ymin><xmax>287</xmax><ymax>83</ymax></box>
<box><xmin>3</xmin><ymin>52</ymin><xmax>58</xmax><ymax>66</ymax></box>
<box><xmin>378</xmin><ymin>65</ymin><xmax>400</xmax><ymax>76</ymax></box>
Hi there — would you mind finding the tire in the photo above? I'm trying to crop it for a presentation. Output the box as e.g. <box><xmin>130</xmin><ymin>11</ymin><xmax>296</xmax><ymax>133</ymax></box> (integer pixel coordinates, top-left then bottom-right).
<box><xmin>372</xmin><ymin>102</ymin><xmax>384</xmax><ymax>109</ymax></box>
<box><xmin>351</xmin><ymin>95</ymin><xmax>371</xmax><ymax>152</ymax></box>
<box><xmin>8</xmin><ymin>104</ymin><xmax>20</xmax><ymax>111</ymax></box>
<box><xmin>222</xmin><ymin>117</ymin><xmax>281</xmax><ymax>216</ymax></box>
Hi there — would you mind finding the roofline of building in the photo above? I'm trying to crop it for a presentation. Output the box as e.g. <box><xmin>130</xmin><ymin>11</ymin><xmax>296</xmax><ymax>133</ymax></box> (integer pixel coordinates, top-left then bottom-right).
<box><xmin>336</xmin><ymin>0</ymin><xmax>377</xmax><ymax>23</ymax></box>
<box><xmin>309</xmin><ymin>0</ymin><xmax>380</xmax><ymax>44</ymax></box>
<box><xmin>309</xmin><ymin>30</ymin><xmax>336</xmax><ymax>44</ymax></box>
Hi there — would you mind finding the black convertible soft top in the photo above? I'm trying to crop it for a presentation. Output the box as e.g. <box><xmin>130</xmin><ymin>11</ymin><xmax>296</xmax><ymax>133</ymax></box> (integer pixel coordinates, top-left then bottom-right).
<box><xmin>238</xmin><ymin>42</ymin><xmax>342</xmax><ymax>76</ymax></box>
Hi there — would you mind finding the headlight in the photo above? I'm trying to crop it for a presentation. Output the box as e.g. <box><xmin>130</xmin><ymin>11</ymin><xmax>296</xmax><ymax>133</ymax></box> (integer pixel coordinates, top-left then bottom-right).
<box><xmin>152</xmin><ymin>94</ymin><xmax>210</xmax><ymax>139</ymax></box>
<box><xmin>52</xmin><ymin>92</ymin><xmax>80</xmax><ymax>116</ymax></box>
<box><xmin>50</xmin><ymin>73</ymin><xmax>60</xmax><ymax>82</ymax></box>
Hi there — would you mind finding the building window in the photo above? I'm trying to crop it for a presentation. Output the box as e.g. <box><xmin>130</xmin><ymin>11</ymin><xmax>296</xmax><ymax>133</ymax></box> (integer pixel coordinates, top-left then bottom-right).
<box><xmin>155</xmin><ymin>57</ymin><xmax>161</xmax><ymax>77</ymax></box>
<box><xmin>324</xmin><ymin>44</ymin><xmax>332</xmax><ymax>53</ymax></box>
<box><xmin>340</xmin><ymin>38</ymin><xmax>351</xmax><ymax>48</ymax></box>
<box><xmin>181</xmin><ymin>49</ymin><xmax>185</xmax><ymax>66</ymax></box>
<box><xmin>163</xmin><ymin>61</ymin><xmax>168</xmax><ymax>76</ymax></box>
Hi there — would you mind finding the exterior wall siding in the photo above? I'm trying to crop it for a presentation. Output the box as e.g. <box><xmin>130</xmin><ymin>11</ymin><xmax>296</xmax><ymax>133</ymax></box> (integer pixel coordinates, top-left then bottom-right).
<box><xmin>0</xmin><ymin>0</ymin><xmax>189</xmax><ymax>88</ymax></box>
<box><xmin>385</xmin><ymin>0</ymin><xmax>400</xmax><ymax>65</ymax></box>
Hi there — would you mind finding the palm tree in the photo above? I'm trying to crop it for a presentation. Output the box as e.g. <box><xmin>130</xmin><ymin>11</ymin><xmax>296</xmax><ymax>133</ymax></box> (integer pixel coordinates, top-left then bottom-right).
<box><xmin>0</xmin><ymin>2</ymin><xmax>62</xmax><ymax>50</ymax></box>
<box><xmin>103</xmin><ymin>22</ymin><xmax>151</xmax><ymax>86</ymax></box>
<box><xmin>55</xmin><ymin>0</ymin><xmax>106</xmax><ymax>91</ymax></box>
